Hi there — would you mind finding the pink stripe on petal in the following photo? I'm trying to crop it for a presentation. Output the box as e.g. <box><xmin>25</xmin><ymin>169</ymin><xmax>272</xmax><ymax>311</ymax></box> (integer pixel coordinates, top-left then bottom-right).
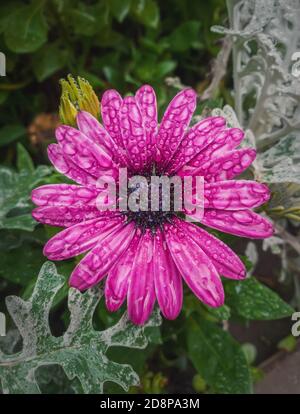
<box><xmin>127</xmin><ymin>230</ymin><xmax>156</xmax><ymax>325</ymax></box>
<box><xmin>120</xmin><ymin>96</ymin><xmax>150</xmax><ymax>172</ymax></box>
<box><xmin>56</xmin><ymin>126</ymin><xmax>118</xmax><ymax>180</ymax></box>
<box><xmin>69</xmin><ymin>222</ymin><xmax>136</xmax><ymax>291</ymax></box>
<box><xmin>135</xmin><ymin>84</ymin><xmax>157</xmax><ymax>160</ymax></box>
<box><xmin>167</xmin><ymin>117</ymin><xmax>226</xmax><ymax>174</ymax></box>
<box><xmin>165</xmin><ymin>224</ymin><xmax>224</xmax><ymax>307</ymax></box>
<box><xmin>101</xmin><ymin>89</ymin><xmax>124</xmax><ymax>149</ymax></box>
<box><xmin>201</xmin><ymin>209</ymin><xmax>274</xmax><ymax>239</ymax></box>
<box><xmin>32</xmin><ymin>205</ymin><xmax>102</xmax><ymax>228</ymax></box>
<box><xmin>44</xmin><ymin>213</ymin><xmax>121</xmax><ymax>260</ymax></box>
<box><xmin>192</xmin><ymin>148</ymin><xmax>256</xmax><ymax>182</ymax></box>
<box><xmin>204</xmin><ymin>180</ymin><xmax>270</xmax><ymax>210</ymax></box>
<box><xmin>48</xmin><ymin>144</ymin><xmax>96</xmax><ymax>187</ymax></box>
<box><xmin>105</xmin><ymin>234</ymin><xmax>140</xmax><ymax>312</ymax></box>
<box><xmin>178</xmin><ymin>127</ymin><xmax>244</xmax><ymax>176</ymax></box>
<box><xmin>175</xmin><ymin>218</ymin><xmax>246</xmax><ymax>280</ymax></box>
<box><xmin>31</xmin><ymin>184</ymin><xmax>98</xmax><ymax>207</ymax></box>
<box><xmin>156</xmin><ymin>89</ymin><xmax>197</xmax><ymax>171</ymax></box>
<box><xmin>76</xmin><ymin>111</ymin><xmax>127</xmax><ymax>166</ymax></box>
<box><xmin>153</xmin><ymin>230</ymin><xmax>182</xmax><ymax>320</ymax></box>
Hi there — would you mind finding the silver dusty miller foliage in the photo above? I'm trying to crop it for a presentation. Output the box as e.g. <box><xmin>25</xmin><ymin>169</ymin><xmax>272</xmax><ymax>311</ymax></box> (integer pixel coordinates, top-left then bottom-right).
<box><xmin>212</xmin><ymin>0</ymin><xmax>300</xmax><ymax>294</ymax></box>
<box><xmin>212</xmin><ymin>0</ymin><xmax>300</xmax><ymax>185</ymax></box>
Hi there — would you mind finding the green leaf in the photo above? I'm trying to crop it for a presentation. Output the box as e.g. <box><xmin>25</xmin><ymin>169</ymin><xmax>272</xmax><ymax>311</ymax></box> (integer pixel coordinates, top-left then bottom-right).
<box><xmin>0</xmin><ymin>147</ymin><xmax>51</xmax><ymax>231</ymax></box>
<box><xmin>32</xmin><ymin>43</ymin><xmax>68</xmax><ymax>82</ymax></box>
<box><xmin>69</xmin><ymin>3</ymin><xmax>109</xmax><ymax>36</ymax></box>
<box><xmin>0</xmin><ymin>125</ymin><xmax>26</xmax><ymax>147</ymax></box>
<box><xmin>277</xmin><ymin>335</ymin><xmax>297</xmax><ymax>352</ymax></box>
<box><xmin>0</xmin><ymin>241</ymin><xmax>44</xmax><ymax>285</ymax></box>
<box><xmin>133</xmin><ymin>0</ymin><xmax>159</xmax><ymax>28</ymax></box>
<box><xmin>109</xmin><ymin>0</ymin><xmax>131</xmax><ymax>22</ymax></box>
<box><xmin>187</xmin><ymin>318</ymin><xmax>252</xmax><ymax>394</ymax></box>
<box><xmin>17</xmin><ymin>144</ymin><xmax>34</xmax><ymax>173</ymax></box>
<box><xmin>4</xmin><ymin>4</ymin><xmax>47</xmax><ymax>53</ymax></box>
<box><xmin>0</xmin><ymin>91</ymin><xmax>9</xmax><ymax>105</ymax></box>
<box><xmin>0</xmin><ymin>2</ymin><xmax>22</xmax><ymax>34</ymax></box>
<box><xmin>225</xmin><ymin>277</ymin><xmax>294</xmax><ymax>320</ymax></box>
<box><xmin>154</xmin><ymin>60</ymin><xmax>177</xmax><ymax>78</ymax></box>
<box><xmin>167</xmin><ymin>21</ymin><xmax>202</xmax><ymax>52</ymax></box>
<box><xmin>0</xmin><ymin>262</ymin><xmax>162</xmax><ymax>394</ymax></box>
<box><xmin>184</xmin><ymin>293</ymin><xmax>230</xmax><ymax>321</ymax></box>
<box><xmin>203</xmin><ymin>304</ymin><xmax>231</xmax><ymax>321</ymax></box>
<box><xmin>258</xmin><ymin>133</ymin><xmax>300</xmax><ymax>184</ymax></box>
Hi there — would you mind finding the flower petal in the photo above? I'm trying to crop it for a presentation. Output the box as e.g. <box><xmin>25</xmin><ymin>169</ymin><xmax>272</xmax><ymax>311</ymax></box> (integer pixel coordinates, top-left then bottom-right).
<box><xmin>153</xmin><ymin>230</ymin><xmax>183</xmax><ymax>319</ymax></box>
<box><xmin>48</xmin><ymin>144</ymin><xmax>96</xmax><ymax>187</ymax></box>
<box><xmin>178</xmin><ymin>127</ymin><xmax>244</xmax><ymax>176</ymax></box>
<box><xmin>76</xmin><ymin>111</ymin><xmax>127</xmax><ymax>166</ymax></box>
<box><xmin>135</xmin><ymin>84</ymin><xmax>157</xmax><ymax>148</ymax></box>
<box><xmin>165</xmin><ymin>224</ymin><xmax>224</xmax><ymax>307</ymax></box>
<box><xmin>56</xmin><ymin>125</ymin><xmax>118</xmax><ymax>180</ymax></box>
<box><xmin>101</xmin><ymin>89</ymin><xmax>124</xmax><ymax>149</ymax></box>
<box><xmin>189</xmin><ymin>148</ymin><xmax>256</xmax><ymax>182</ymax></box>
<box><xmin>204</xmin><ymin>180</ymin><xmax>270</xmax><ymax>210</ymax></box>
<box><xmin>201</xmin><ymin>209</ymin><xmax>274</xmax><ymax>239</ymax></box>
<box><xmin>69</xmin><ymin>222</ymin><xmax>136</xmax><ymax>291</ymax></box>
<box><xmin>155</xmin><ymin>89</ymin><xmax>197</xmax><ymax>171</ymax></box>
<box><xmin>105</xmin><ymin>234</ymin><xmax>140</xmax><ymax>312</ymax></box>
<box><xmin>175</xmin><ymin>218</ymin><xmax>246</xmax><ymax>280</ymax></box>
<box><xmin>31</xmin><ymin>184</ymin><xmax>98</xmax><ymax>207</ymax></box>
<box><xmin>32</xmin><ymin>205</ymin><xmax>102</xmax><ymax>227</ymax></box>
<box><xmin>127</xmin><ymin>230</ymin><xmax>156</xmax><ymax>325</ymax></box>
<box><xmin>43</xmin><ymin>213</ymin><xmax>121</xmax><ymax>260</ymax></box>
<box><xmin>120</xmin><ymin>96</ymin><xmax>151</xmax><ymax>172</ymax></box>
<box><xmin>166</xmin><ymin>116</ymin><xmax>226</xmax><ymax>174</ymax></box>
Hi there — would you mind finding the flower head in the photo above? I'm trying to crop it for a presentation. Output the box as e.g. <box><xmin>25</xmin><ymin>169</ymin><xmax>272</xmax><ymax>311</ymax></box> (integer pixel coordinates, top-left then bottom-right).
<box><xmin>32</xmin><ymin>85</ymin><xmax>273</xmax><ymax>325</ymax></box>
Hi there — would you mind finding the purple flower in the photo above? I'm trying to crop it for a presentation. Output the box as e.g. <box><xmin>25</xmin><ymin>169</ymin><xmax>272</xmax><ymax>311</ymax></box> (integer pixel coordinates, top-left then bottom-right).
<box><xmin>32</xmin><ymin>85</ymin><xmax>273</xmax><ymax>325</ymax></box>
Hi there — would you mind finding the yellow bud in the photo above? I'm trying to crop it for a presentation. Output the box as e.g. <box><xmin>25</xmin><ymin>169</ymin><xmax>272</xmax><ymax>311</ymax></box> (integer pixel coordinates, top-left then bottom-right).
<box><xmin>285</xmin><ymin>213</ymin><xmax>300</xmax><ymax>222</ymax></box>
<box><xmin>59</xmin><ymin>94</ymin><xmax>78</xmax><ymax>127</ymax></box>
<box><xmin>59</xmin><ymin>74</ymin><xmax>100</xmax><ymax>126</ymax></box>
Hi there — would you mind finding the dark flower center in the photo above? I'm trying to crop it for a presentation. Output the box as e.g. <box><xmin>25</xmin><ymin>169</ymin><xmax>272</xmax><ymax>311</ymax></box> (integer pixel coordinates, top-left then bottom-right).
<box><xmin>120</xmin><ymin>172</ymin><xmax>178</xmax><ymax>232</ymax></box>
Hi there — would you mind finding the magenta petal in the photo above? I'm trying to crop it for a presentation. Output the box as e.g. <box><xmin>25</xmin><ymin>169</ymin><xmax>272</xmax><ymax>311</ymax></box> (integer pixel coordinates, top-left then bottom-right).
<box><xmin>156</xmin><ymin>88</ymin><xmax>197</xmax><ymax>171</ymax></box>
<box><xmin>31</xmin><ymin>184</ymin><xmax>98</xmax><ymax>207</ymax></box>
<box><xmin>127</xmin><ymin>230</ymin><xmax>156</xmax><ymax>325</ymax></box>
<box><xmin>165</xmin><ymin>224</ymin><xmax>224</xmax><ymax>307</ymax></box>
<box><xmin>175</xmin><ymin>218</ymin><xmax>246</xmax><ymax>280</ymax></box>
<box><xmin>101</xmin><ymin>89</ymin><xmax>124</xmax><ymax>150</ymax></box>
<box><xmin>153</xmin><ymin>230</ymin><xmax>183</xmax><ymax>319</ymax></box>
<box><xmin>43</xmin><ymin>213</ymin><xmax>121</xmax><ymax>260</ymax></box>
<box><xmin>48</xmin><ymin>144</ymin><xmax>96</xmax><ymax>187</ymax></box>
<box><xmin>120</xmin><ymin>96</ymin><xmax>151</xmax><ymax>171</ymax></box>
<box><xmin>105</xmin><ymin>234</ymin><xmax>140</xmax><ymax>312</ymax></box>
<box><xmin>32</xmin><ymin>205</ymin><xmax>102</xmax><ymax>227</ymax></box>
<box><xmin>76</xmin><ymin>111</ymin><xmax>127</xmax><ymax>166</ymax></box>
<box><xmin>69</xmin><ymin>222</ymin><xmax>136</xmax><ymax>291</ymax></box>
<box><xmin>178</xmin><ymin>127</ymin><xmax>244</xmax><ymax>176</ymax></box>
<box><xmin>135</xmin><ymin>84</ymin><xmax>157</xmax><ymax>150</ymax></box>
<box><xmin>167</xmin><ymin>116</ymin><xmax>226</xmax><ymax>174</ymax></box>
<box><xmin>204</xmin><ymin>180</ymin><xmax>270</xmax><ymax>210</ymax></box>
<box><xmin>193</xmin><ymin>148</ymin><xmax>256</xmax><ymax>182</ymax></box>
<box><xmin>56</xmin><ymin>125</ymin><xmax>118</xmax><ymax>179</ymax></box>
<box><xmin>201</xmin><ymin>209</ymin><xmax>274</xmax><ymax>239</ymax></box>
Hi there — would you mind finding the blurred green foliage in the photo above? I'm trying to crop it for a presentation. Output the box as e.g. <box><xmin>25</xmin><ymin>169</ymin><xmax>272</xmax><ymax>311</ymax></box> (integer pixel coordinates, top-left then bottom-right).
<box><xmin>0</xmin><ymin>0</ymin><xmax>226</xmax><ymax>135</ymax></box>
<box><xmin>0</xmin><ymin>0</ymin><xmax>295</xmax><ymax>395</ymax></box>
